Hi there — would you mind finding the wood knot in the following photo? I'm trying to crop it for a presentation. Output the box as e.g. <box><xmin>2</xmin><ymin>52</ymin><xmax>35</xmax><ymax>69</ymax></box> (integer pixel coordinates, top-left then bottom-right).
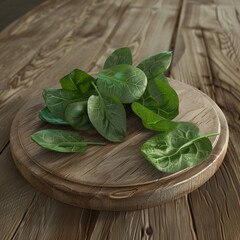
<box><xmin>146</xmin><ymin>226</ymin><xmax>153</xmax><ymax>236</ymax></box>
<box><xmin>142</xmin><ymin>226</ymin><xmax>153</xmax><ymax>237</ymax></box>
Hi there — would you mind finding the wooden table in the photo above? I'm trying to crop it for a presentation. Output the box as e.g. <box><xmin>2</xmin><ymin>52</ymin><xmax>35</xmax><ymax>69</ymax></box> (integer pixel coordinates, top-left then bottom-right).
<box><xmin>0</xmin><ymin>0</ymin><xmax>239</xmax><ymax>239</ymax></box>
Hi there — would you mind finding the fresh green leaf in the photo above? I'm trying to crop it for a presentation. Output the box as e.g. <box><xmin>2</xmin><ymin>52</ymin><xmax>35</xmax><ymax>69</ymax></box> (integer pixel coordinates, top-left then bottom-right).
<box><xmin>141</xmin><ymin>122</ymin><xmax>219</xmax><ymax>173</ymax></box>
<box><xmin>131</xmin><ymin>102</ymin><xmax>177</xmax><ymax>131</ymax></box>
<box><xmin>39</xmin><ymin>107</ymin><xmax>69</xmax><ymax>125</ymax></box>
<box><xmin>137</xmin><ymin>51</ymin><xmax>172</xmax><ymax>79</ymax></box>
<box><xmin>103</xmin><ymin>47</ymin><xmax>132</xmax><ymax>69</ymax></box>
<box><xmin>60</xmin><ymin>69</ymin><xmax>95</xmax><ymax>94</ymax></box>
<box><xmin>65</xmin><ymin>101</ymin><xmax>93</xmax><ymax>130</ymax></box>
<box><xmin>97</xmin><ymin>64</ymin><xmax>147</xmax><ymax>104</ymax></box>
<box><xmin>31</xmin><ymin>129</ymin><xmax>105</xmax><ymax>153</ymax></box>
<box><xmin>88</xmin><ymin>93</ymin><xmax>126</xmax><ymax>142</ymax></box>
<box><xmin>43</xmin><ymin>88</ymin><xmax>83</xmax><ymax>119</ymax></box>
<box><xmin>139</xmin><ymin>76</ymin><xmax>179</xmax><ymax>120</ymax></box>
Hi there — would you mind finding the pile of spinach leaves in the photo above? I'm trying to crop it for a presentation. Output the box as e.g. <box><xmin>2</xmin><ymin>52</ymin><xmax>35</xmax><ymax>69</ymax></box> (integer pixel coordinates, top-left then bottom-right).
<box><xmin>32</xmin><ymin>47</ymin><xmax>218</xmax><ymax>173</ymax></box>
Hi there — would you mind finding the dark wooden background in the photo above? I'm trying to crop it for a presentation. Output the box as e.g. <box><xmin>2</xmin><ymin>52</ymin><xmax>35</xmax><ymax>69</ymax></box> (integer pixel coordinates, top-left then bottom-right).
<box><xmin>0</xmin><ymin>0</ymin><xmax>44</xmax><ymax>31</ymax></box>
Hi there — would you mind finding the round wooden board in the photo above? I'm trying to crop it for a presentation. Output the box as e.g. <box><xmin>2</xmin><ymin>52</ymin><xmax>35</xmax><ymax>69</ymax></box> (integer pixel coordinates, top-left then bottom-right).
<box><xmin>10</xmin><ymin>79</ymin><xmax>229</xmax><ymax>211</ymax></box>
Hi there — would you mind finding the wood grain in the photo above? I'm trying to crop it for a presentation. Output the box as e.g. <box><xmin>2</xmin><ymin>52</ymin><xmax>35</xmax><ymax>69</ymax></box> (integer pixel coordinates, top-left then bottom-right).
<box><xmin>0</xmin><ymin>0</ymin><xmax>181</xmax><ymax>153</ymax></box>
<box><xmin>10</xmin><ymin>79</ymin><xmax>228</xmax><ymax>211</ymax></box>
<box><xmin>0</xmin><ymin>146</ymin><xmax>36</xmax><ymax>240</ymax></box>
<box><xmin>171</xmin><ymin>0</ymin><xmax>240</xmax><ymax>239</ymax></box>
<box><xmin>0</xmin><ymin>0</ymin><xmax>239</xmax><ymax>238</ymax></box>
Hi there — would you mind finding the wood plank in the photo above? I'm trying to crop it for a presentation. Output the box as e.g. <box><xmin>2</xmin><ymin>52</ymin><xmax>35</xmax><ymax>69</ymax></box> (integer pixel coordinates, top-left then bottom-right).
<box><xmin>0</xmin><ymin>147</ymin><xmax>36</xmax><ymax>240</ymax></box>
<box><xmin>10</xmin><ymin>195</ymin><xmax>196</xmax><ymax>240</ymax></box>
<box><xmin>171</xmin><ymin>1</ymin><xmax>240</xmax><ymax>239</ymax></box>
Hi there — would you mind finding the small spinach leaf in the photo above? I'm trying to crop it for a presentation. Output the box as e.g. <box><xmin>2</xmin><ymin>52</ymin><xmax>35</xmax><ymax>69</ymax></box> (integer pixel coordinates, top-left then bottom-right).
<box><xmin>97</xmin><ymin>64</ymin><xmax>147</xmax><ymax>104</ymax></box>
<box><xmin>60</xmin><ymin>69</ymin><xmax>95</xmax><ymax>94</ymax></box>
<box><xmin>137</xmin><ymin>51</ymin><xmax>172</xmax><ymax>79</ymax></box>
<box><xmin>43</xmin><ymin>88</ymin><xmax>83</xmax><ymax>119</ymax></box>
<box><xmin>103</xmin><ymin>47</ymin><xmax>132</xmax><ymax>69</ymax></box>
<box><xmin>88</xmin><ymin>92</ymin><xmax>126</xmax><ymax>142</ymax></box>
<box><xmin>141</xmin><ymin>122</ymin><xmax>219</xmax><ymax>173</ymax></box>
<box><xmin>139</xmin><ymin>76</ymin><xmax>179</xmax><ymax>120</ymax></box>
<box><xmin>39</xmin><ymin>107</ymin><xmax>68</xmax><ymax>125</ymax></box>
<box><xmin>65</xmin><ymin>101</ymin><xmax>93</xmax><ymax>130</ymax></box>
<box><xmin>131</xmin><ymin>102</ymin><xmax>177</xmax><ymax>131</ymax></box>
<box><xmin>31</xmin><ymin>129</ymin><xmax>105</xmax><ymax>153</ymax></box>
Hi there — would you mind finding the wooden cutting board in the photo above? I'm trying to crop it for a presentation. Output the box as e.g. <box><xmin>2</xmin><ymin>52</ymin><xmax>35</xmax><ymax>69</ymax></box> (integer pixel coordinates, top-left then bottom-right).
<box><xmin>10</xmin><ymin>79</ymin><xmax>229</xmax><ymax>211</ymax></box>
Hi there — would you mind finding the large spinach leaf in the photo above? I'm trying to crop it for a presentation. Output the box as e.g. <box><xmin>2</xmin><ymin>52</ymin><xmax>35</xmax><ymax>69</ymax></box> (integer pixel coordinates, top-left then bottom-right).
<box><xmin>31</xmin><ymin>129</ymin><xmax>105</xmax><ymax>153</ymax></box>
<box><xmin>65</xmin><ymin>101</ymin><xmax>93</xmax><ymax>130</ymax></box>
<box><xmin>39</xmin><ymin>107</ymin><xmax>68</xmax><ymax>125</ymax></box>
<box><xmin>137</xmin><ymin>51</ymin><xmax>172</xmax><ymax>79</ymax></box>
<box><xmin>87</xmin><ymin>93</ymin><xmax>126</xmax><ymax>142</ymax></box>
<box><xmin>103</xmin><ymin>47</ymin><xmax>132</xmax><ymax>69</ymax></box>
<box><xmin>60</xmin><ymin>69</ymin><xmax>95</xmax><ymax>94</ymax></box>
<box><xmin>131</xmin><ymin>102</ymin><xmax>177</xmax><ymax>132</ymax></box>
<box><xmin>97</xmin><ymin>64</ymin><xmax>147</xmax><ymax>104</ymax></box>
<box><xmin>43</xmin><ymin>88</ymin><xmax>83</xmax><ymax>119</ymax></box>
<box><xmin>139</xmin><ymin>76</ymin><xmax>179</xmax><ymax>120</ymax></box>
<box><xmin>141</xmin><ymin>122</ymin><xmax>218</xmax><ymax>173</ymax></box>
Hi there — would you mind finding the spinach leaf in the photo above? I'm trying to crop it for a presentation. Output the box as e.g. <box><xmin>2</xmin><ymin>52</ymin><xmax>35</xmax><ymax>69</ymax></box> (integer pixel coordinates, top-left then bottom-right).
<box><xmin>60</xmin><ymin>69</ymin><xmax>95</xmax><ymax>94</ymax></box>
<box><xmin>87</xmin><ymin>88</ymin><xmax>126</xmax><ymax>142</ymax></box>
<box><xmin>65</xmin><ymin>101</ymin><xmax>93</xmax><ymax>130</ymax></box>
<box><xmin>31</xmin><ymin>129</ymin><xmax>105</xmax><ymax>152</ymax></box>
<box><xmin>141</xmin><ymin>122</ymin><xmax>219</xmax><ymax>173</ymax></box>
<box><xmin>131</xmin><ymin>102</ymin><xmax>177</xmax><ymax>131</ymax></box>
<box><xmin>137</xmin><ymin>51</ymin><xmax>172</xmax><ymax>79</ymax></box>
<box><xmin>43</xmin><ymin>88</ymin><xmax>83</xmax><ymax>119</ymax></box>
<box><xmin>39</xmin><ymin>107</ymin><xmax>69</xmax><ymax>125</ymax></box>
<box><xmin>97</xmin><ymin>64</ymin><xmax>147</xmax><ymax>104</ymax></box>
<box><xmin>103</xmin><ymin>47</ymin><xmax>132</xmax><ymax>69</ymax></box>
<box><xmin>139</xmin><ymin>76</ymin><xmax>179</xmax><ymax>120</ymax></box>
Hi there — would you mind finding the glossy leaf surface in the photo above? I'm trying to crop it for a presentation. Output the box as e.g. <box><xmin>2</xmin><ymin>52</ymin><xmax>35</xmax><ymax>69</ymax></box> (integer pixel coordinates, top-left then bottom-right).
<box><xmin>32</xmin><ymin>129</ymin><xmax>88</xmax><ymax>152</ymax></box>
<box><xmin>131</xmin><ymin>102</ymin><xmax>177</xmax><ymax>131</ymax></box>
<box><xmin>60</xmin><ymin>69</ymin><xmax>95</xmax><ymax>94</ymax></box>
<box><xmin>97</xmin><ymin>64</ymin><xmax>147</xmax><ymax>104</ymax></box>
<box><xmin>88</xmin><ymin>94</ymin><xmax>126</xmax><ymax>142</ymax></box>
<box><xmin>139</xmin><ymin>76</ymin><xmax>179</xmax><ymax>120</ymax></box>
<box><xmin>43</xmin><ymin>88</ymin><xmax>83</xmax><ymax>119</ymax></box>
<box><xmin>39</xmin><ymin>107</ymin><xmax>68</xmax><ymax>125</ymax></box>
<box><xmin>137</xmin><ymin>51</ymin><xmax>172</xmax><ymax>79</ymax></box>
<box><xmin>103</xmin><ymin>47</ymin><xmax>132</xmax><ymax>69</ymax></box>
<box><xmin>65</xmin><ymin>101</ymin><xmax>93</xmax><ymax>130</ymax></box>
<box><xmin>141</xmin><ymin>122</ymin><xmax>218</xmax><ymax>173</ymax></box>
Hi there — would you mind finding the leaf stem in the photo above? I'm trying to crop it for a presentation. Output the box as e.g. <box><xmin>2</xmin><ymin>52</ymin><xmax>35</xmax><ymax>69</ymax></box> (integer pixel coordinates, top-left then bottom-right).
<box><xmin>179</xmin><ymin>132</ymin><xmax>220</xmax><ymax>151</ymax></box>
<box><xmin>91</xmin><ymin>82</ymin><xmax>102</xmax><ymax>98</ymax></box>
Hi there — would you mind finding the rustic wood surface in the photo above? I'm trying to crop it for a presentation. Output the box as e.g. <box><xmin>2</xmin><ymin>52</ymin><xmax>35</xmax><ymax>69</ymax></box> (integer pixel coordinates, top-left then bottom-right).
<box><xmin>10</xmin><ymin>79</ymin><xmax>228</xmax><ymax>211</ymax></box>
<box><xmin>0</xmin><ymin>0</ymin><xmax>239</xmax><ymax>239</ymax></box>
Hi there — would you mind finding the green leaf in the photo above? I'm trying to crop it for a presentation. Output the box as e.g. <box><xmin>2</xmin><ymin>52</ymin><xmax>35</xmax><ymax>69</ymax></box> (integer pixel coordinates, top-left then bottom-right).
<box><xmin>137</xmin><ymin>51</ymin><xmax>172</xmax><ymax>79</ymax></box>
<box><xmin>87</xmin><ymin>94</ymin><xmax>126</xmax><ymax>142</ymax></box>
<box><xmin>103</xmin><ymin>47</ymin><xmax>132</xmax><ymax>69</ymax></box>
<box><xmin>43</xmin><ymin>88</ymin><xmax>83</xmax><ymax>119</ymax></box>
<box><xmin>131</xmin><ymin>102</ymin><xmax>177</xmax><ymax>132</ymax></box>
<box><xmin>39</xmin><ymin>107</ymin><xmax>69</xmax><ymax>125</ymax></box>
<box><xmin>97</xmin><ymin>64</ymin><xmax>147</xmax><ymax>104</ymax></box>
<box><xmin>65</xmin><ymin>101</ymin><xmax>93</xmax><ymax>130</ymax></box>
<box><xmin>31</xmin><ymin>129</ymin><xmax>105</xmax><ymax>153</ymax></box>
<box><xmin>141</xmin><ymin>122</ymin><xmax>219</xmax><ymax>173</ymax></box>
<box><xmin>60</xmin><ymin>69</ymin><xmax>95</xmax><ymax>94</ymax></box>
<box><xmin>139</xmin><ymin>76</ymin><xmax>179</xmax><ymax>120</ymax></box>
